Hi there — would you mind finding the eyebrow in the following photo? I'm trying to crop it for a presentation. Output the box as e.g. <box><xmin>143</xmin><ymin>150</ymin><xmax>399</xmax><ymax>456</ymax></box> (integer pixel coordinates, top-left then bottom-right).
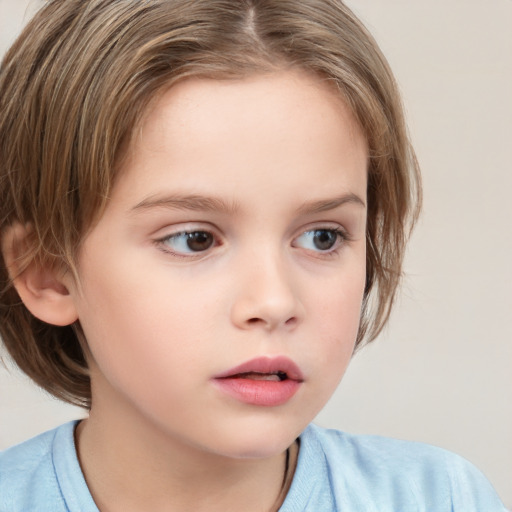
<box><xmin>130</xmin><ymin>192</ymin><xmax>366</xmax><ymax>215</ymax></box>
<box><xmin>296</xmin><ymin>193</ymin><xmax>366</xmax><ymax>214</ymax></box>
<box><xmin>131</xmin><ymin>194</ymin><xmax>240</xmax><ymax>215</ymax></box>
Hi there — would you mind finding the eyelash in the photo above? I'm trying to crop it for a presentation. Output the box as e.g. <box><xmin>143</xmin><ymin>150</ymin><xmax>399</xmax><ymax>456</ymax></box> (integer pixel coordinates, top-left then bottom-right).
<box><xmin>293</xmin><ymin>227</ymin><xmax>350</xmax><ymax>258</ymax></box>
<box><xmin>154</xmin><ymin>226</ymin><xmax>350</xmax><ymax>259</ymax></box>
<box><xmin>155</xmin><ymin>229</ymin><xmax>221</xmax><ymax>259</ymax></box>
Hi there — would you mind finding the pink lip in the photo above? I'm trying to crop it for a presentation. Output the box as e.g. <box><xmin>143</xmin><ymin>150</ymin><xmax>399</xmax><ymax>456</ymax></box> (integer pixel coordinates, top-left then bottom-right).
<box><xmin>212</xmin><ymin>356</ymin><xmax>304</xmax><ymax>407</ymax></box>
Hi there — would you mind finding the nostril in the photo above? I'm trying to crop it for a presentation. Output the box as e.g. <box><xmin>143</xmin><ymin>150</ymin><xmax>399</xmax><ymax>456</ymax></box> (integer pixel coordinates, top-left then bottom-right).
<box><xmin>245</xmin><ymin>316</ymin><xmax>297</xmax><ymax>328</ymax></box>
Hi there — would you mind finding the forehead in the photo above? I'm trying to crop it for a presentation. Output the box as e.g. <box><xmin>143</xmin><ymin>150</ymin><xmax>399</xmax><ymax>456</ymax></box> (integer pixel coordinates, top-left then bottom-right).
<box><xmin>114</xmin><ymin>69</ymin><xmax>368</xmax><ymax>212</ymax></box>
<box><xmin>137</xmin><ymin>70</ymin><xmax>365</xmax><ymax>155</ymax></box>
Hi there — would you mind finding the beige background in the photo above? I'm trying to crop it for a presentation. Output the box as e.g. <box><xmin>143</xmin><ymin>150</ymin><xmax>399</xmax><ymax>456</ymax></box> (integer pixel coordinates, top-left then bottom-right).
<box><xmin>1</xmin><ymin>0</ymin><xmax>511</xmax><ymax>507</ymax></box>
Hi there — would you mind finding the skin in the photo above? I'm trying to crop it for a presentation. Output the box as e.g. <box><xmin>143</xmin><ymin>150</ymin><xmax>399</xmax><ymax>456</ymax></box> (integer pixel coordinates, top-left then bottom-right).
<box><xmin>19</xmin><ymin>70</ymin><xmax>369</xmax><ymax>511</ymax></box>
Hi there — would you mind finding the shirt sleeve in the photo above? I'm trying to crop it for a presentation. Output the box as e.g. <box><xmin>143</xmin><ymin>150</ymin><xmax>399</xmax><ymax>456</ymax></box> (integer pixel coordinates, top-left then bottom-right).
<box><xmin>446</xmin><ymin>450</ymin><xmax>508</xmax><ymax>512</ymax></box>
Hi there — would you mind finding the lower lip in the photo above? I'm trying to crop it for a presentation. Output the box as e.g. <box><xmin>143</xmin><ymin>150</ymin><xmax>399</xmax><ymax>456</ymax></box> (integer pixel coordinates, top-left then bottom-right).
<box><xmin>213</xmin><ymin>377</ymin><xmax>301</xmax><ymax>406</ymax></box>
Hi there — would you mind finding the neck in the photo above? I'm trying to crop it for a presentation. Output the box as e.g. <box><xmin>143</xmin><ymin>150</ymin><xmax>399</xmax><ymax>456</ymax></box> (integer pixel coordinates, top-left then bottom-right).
<box><xmin>75</xmin><ymin>388</ymin><xmax>297</xmax><ymax>512</ymax></box>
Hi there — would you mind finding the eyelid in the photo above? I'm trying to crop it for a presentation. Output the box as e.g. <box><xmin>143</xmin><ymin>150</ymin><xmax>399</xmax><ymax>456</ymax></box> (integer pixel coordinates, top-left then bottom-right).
<box><xmin>293</xmin><ymin>221</ymin><xmax>352</xmax><ymax>240</ymax></box>
<box><xmin>151</xmin><ymin>222</ymin><xmax>353</xmax><ymax>259</ymax></box>
<box><xmin>292</xmin><ymin>224</ymin><xmax>352</xmax><ymax>255</ymax></box>
<box><xmin>153</xmin><ymin>224</ymin><xmax>222</xmax><ymax>258</ymax></box>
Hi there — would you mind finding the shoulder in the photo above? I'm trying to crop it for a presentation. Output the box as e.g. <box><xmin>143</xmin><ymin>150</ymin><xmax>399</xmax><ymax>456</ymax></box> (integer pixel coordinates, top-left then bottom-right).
<box><xmin>0</xmin><ymin>422</ymin><xmax>77</xmax><ymax>511</ymax></box>
<box><xmin>304</xmin><ymin>423</ymin><xmax>456</xmax><ymax>471</ymax></box>
<box><xmin>287</xmin><ymin>424</ymin><xmax>507</xmax><ymax>512</ymax></box>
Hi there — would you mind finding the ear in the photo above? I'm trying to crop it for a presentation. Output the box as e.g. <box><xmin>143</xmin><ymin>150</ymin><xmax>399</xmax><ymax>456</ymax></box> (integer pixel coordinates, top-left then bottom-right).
<box><xmin>1</xmin><ymin>223</ymin><xmax>78</xmax><ymax>326</ymax></box>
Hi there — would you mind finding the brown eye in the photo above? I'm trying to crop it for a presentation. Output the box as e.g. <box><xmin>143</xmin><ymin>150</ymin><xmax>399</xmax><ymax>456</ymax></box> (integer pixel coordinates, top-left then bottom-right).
<box><xmin>186</xmin><ymin>231</ymin><xmax>214</xmax><ymax>251</ymax></box>
<box><xmin>161</xmin><ymin>230</ymin><xmax>215</xmax><ymax>254</ymax></box>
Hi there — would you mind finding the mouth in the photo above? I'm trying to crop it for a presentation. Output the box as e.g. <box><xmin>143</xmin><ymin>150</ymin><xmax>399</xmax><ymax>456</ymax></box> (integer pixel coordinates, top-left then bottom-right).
<box><xmin>231</xmin><ymin>371</ymin><xmax>289</xmax><ymax>382</ymax></box>
<box><xmin>214</xmin><ymin>356</ymin><xmax>304</xmax><ymax>381</ymax></box>
<box><xmin>212</xmin><ymin>356</ymin><xmax>304</xmax><ymax>407</ymax></box>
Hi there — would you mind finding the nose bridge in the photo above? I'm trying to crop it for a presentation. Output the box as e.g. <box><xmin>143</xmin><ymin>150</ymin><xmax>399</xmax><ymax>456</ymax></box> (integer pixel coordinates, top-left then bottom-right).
<box><xmin>231</xmin><ymin>243</ymin><xmax>302</xmax><ymax>331</ymax></box>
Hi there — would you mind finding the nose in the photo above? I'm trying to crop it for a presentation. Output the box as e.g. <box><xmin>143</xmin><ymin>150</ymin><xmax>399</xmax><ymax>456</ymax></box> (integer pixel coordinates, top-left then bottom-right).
<box><xmin>230</xmin><ymin>251</ymin><xmax>304</xmax><ymax>332</ymax></box>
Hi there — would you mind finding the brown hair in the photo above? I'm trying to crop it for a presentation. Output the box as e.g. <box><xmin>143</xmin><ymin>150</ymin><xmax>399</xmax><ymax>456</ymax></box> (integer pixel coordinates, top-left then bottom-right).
<box><xmin>0</xmin><ymin>0</ymin><xmax>421</xmax><ymax>408</ymax></box>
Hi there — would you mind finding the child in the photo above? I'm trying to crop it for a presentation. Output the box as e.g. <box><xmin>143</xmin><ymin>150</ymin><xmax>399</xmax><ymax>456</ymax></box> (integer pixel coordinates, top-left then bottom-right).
<box><xmin>0</xmin><ymin>0</ymin><xmax>506</xmax><ymax>510</ymax></box>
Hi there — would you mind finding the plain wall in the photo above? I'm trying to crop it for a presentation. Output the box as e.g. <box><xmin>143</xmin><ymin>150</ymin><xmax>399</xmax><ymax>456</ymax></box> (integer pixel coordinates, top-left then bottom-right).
<box><xmin>1</xmin><ymin>0</ymin><xmax>511</xmax><ymax>507</ymax></box>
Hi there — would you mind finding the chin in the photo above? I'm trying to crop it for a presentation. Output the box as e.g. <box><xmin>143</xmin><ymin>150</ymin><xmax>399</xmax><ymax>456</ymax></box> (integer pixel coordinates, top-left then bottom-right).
<box><xmin>201</xmin><ymin>417</ymin><xmax>305</xmax><ymax>460</ymax></box>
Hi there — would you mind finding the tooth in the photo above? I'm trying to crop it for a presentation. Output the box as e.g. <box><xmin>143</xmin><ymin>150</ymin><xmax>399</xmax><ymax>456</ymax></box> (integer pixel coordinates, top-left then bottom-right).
<box><xmin>239</xmin><ymin>372</ymin><xmax>281</xmax><ymax>381</ymax></box>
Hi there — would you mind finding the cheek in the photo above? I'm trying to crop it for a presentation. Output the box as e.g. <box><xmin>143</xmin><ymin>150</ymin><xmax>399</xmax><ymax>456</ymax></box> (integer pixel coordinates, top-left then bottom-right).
<box><xmin>306</xmin><ymin>259</ymin><xmax>366</xmax><ymax>376</ymax></box>
<box><xmin>75</xmin><ymin>259</ymin><xmax>214</xmax><ymax>381</ymax></box>
<box><xmin>315</xmin><ymin>258</ymin><xmax>366</xmax><ymax>333</ymax></box>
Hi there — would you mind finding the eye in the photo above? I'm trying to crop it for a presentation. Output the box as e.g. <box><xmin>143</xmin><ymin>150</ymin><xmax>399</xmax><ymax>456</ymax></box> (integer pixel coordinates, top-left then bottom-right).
<box><xmin>293</xmin><ymin>228</ymin><xmax>345</xmax><ymax>252</ymax></box>
<box><xmin>160</xmin><ymin>230</ymin><xmax>215</xmax><ymax>255</ymax></box>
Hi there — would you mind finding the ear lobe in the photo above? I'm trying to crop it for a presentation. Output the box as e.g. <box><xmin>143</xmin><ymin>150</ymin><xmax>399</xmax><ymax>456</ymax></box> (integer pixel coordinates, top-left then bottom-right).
<box><xmin>1</xmin><ymin>223</ymin><xmax>79</xmax><ymax>326</ymax></box>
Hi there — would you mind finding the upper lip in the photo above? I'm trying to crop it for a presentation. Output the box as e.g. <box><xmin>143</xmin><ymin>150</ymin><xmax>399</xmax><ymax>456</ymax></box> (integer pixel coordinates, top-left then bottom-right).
<box><xmin>214</xmin><ymin>356</ymin><xmax>304</xmax><ymax>382</ymax></box>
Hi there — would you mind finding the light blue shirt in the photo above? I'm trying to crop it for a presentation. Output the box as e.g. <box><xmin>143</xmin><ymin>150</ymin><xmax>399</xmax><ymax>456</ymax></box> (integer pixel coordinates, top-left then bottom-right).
<box><xmin>0</xmin><ymin>421</ymin><xmax>507</xmax><ymax>511</ymax></box>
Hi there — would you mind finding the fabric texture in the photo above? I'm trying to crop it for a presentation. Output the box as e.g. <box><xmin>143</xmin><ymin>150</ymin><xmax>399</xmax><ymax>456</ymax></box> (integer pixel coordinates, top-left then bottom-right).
<box><xmin>0</xmin><ymin>421</ymin><xmax>507</xmax><ymax>511</ymax></box>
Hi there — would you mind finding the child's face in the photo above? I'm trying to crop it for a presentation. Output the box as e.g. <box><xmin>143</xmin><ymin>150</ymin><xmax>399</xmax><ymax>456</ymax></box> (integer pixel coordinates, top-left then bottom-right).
<box><xmin>67</xmin><ymin>70</ymin><xmax>368</xmax><ymax>458</ymax></box>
